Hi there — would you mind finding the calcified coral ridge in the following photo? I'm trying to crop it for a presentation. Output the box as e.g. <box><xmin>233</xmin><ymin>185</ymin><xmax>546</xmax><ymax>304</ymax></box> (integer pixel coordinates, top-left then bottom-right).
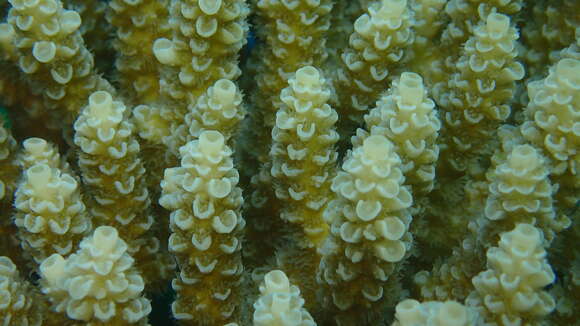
<box><xmin>0</xmin><ymin>0</ymin><xmax>578</xmax><ymax>325</ymax></box>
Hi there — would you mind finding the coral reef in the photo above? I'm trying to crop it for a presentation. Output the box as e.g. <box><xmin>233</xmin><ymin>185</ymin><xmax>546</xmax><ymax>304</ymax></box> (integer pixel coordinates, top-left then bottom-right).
<box><xmin>0</xmin><ymin>0</ymin><xmax>578</xmax><ymax>325</ymax></box>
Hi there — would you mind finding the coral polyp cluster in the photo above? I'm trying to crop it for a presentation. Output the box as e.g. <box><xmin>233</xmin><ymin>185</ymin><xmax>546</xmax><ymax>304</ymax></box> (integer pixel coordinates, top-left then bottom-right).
<box><xmin>0</xmin><ymin>0</ymin><xmax>578</xmax><ymax>325</ymax></box>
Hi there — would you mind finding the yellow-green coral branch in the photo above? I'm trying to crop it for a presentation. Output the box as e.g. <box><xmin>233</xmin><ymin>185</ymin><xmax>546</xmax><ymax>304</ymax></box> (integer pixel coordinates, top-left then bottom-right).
<box><xmin>160</xmin><ymin>131</ymin><xmax>245</xmax><ymax>324</ymax></box>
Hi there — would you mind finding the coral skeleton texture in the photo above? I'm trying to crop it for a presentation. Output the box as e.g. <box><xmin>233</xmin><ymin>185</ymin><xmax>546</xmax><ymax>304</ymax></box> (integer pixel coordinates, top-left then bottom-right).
<box><xmin>0</xmin><ymin>0</ymin><xmax>578</xmax><ymax>325</ymax></box>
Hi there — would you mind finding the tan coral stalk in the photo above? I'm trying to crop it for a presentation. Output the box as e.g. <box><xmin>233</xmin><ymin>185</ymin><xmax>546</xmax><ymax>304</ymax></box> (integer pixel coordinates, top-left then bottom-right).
<box><xmin>318</xmin><ymin>135</ymin><xmax>413</xmax><ymax>324</ymax></box>
<box><xmin>171</xmin><ymin>78</ymin><xmax>245</xmax><ymax>151</ymax></box>
<box><xmin>243</xmin><ymin>0</ymin><xmax>333</xmax><ymax>236</ymax></box>
<box><xmin>482</xmin><ymin>143</ymin><xmax>568</xmax><ymax>244</ymax></box>
<box><xmin>7</xmin><ymin>0</ymin><xmax>114</xmax><ymax>121</ymax></box>
<box><xmin>439</xmin><ymin>13</ymin><xmax>524</xmax><ymax>174</ymax></box>
<box><xmin>152</xmin><ymin>0</ymin><xmax>248</xmax><ymax>112</ymax></box>
<box><xmin>159</xmin><ymin>130</ymin><xmax>245</xmax><ymax>324</ymax></box>
<box><xmin>268</xmin><ymin>66</ymin><xmax>339</xmax><ymax>310</ymax></box>
<box><xmin>334</xmin><ymin>0</ymin><xmax>414</xmax><ymax>131</ymax></box>
<box><xmin>252</xmin><ymin>0</ymin><xmax>332</xmax><ymax>134</ymax></box>
<box><xmin>521</xmin><ymin>58</ymin><xmax>580</xmax><ymax>213</ymax></box>
<box><xmin>363</xmin><ymin>72</ymin><xmax>440</xmax><ymax>194</ymax></box>
<box><xmin>270</xmin><ymin>66</ymin><xmax>339</xmax><ymax>247</ymax></box>
<box><xmin>74</xmin><ymin>91</ymin><xmax>171</xmax><ymax>285</ymax></box>
<box><xmin>522</xmin><ymin>58</ymin><xmax>579</xmax><ymax>176</ymax></box>
<box><xmin>107</xmin><ymin>0</ymin><xmax>171</xmax><ymax>105</ymax></box>
<box><xmin>151</xmin><ymin>0</ymin><xmax>249</xmax><ymax>153</ymax></box>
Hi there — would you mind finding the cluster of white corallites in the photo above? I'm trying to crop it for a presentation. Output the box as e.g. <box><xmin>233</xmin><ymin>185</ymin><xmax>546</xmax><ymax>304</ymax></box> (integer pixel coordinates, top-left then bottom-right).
<box><xmin>522</xmin><ymin>58</ymin><xmax>580</xmax><ymax>174</ymax></box>
<box><xmin>39</xmin><ymin>226</ymin><xmax>151</xmax><ymax>324</ymax></box>
<box><xmin>5</xmin><ymin>0</ymin><xmax>112</xmax><ymax>116</ymax></box>
<box><xmin>255</xmin><ymin>0</ymin><xmax>332</xmax><ymax>63</ymax></box>
<box><xmin>13</xmin><ymin>163</ymin><xmax>90</xmax><ymax>263</ymax></box>
<box><xmin>448</xmin><ymin>13</ymin><xmax>524</xmax><ymax>122</ymax></box>
<box><xmin>393</xmin><ymin>299</ymin><xmax>479</xmax><ymax>326</ymax></box>
<box><xmin>467</xmin><ymin>224</ymin><xmax>556</xmax><ymax>325</ymax></box>
<box><xmin>136</xmin><ymin>77</ymin><xmax>245</xmax><ymax>155</ymax></box>
<box><xmin>19</xmin><ymin>138</ymin><xmax>65</xmax><ymax>171</ymax></box>
<box><xmin>483</xmin><ymin>144</ymin><xmax>559</xmax><ymax>242</ymax></box>
<box><xmin>319</xmin><ymin>135</ymin><xmax>413</xmax><ymax>312</ymax></box>
<box><xmin>254</xmin><ymin>0</ymin><xmax>332</xmax><ymax>108</ymax></box>
<box><xmin>160</xmin><ymin>130</ymin><xmax>244</xmax><ymax>324</ymax></box>
<box><xmin>441</xmin><ymin>13</ymin><xmax>525</xmax><ymax>173</ymax></box>
<box><xmin>7</xmin><ymin>0</ymin><xmax>82</xmax><ymax>66</ymax></box>
<box><xmin>338</xmin><ymin>0</ymin><xmax>414</xmax><ymax>117</ymax></box>
<box><xmin>363</xmin><ymin>72</ymin><xmax>440</xmax><ymax>194</ymax></box>
<box><xmin>253</xmin><ymin>270</ymin><xmax>316</xmax><ymax>326</ymax></box>
<box><xmin>148</xmin><ymin>0</ymin><xmax>249</xmax><ymax>154</ymax></box>
<box><xmin>0</xmin><ymin>257</ymin><xmax>44</xmax><ymax>326</ymax></box>
<box><xmin>152</xmin><ymin>0</ymin><xmax>249</xmax><ymax>101</ymax></box>
<box><xmin>179</xmin><ymin>79</ymin><xmax>245</xmax><ymax>149</ymax></box>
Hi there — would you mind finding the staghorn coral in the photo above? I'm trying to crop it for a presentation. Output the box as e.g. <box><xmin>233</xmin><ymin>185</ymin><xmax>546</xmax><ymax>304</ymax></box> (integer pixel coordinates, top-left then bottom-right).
<box><xmin>334</xmin><ymin>0</ymin><xmax>415</xmax><ymax>133</ymax></box>
<box><xmin>362</xmin><ymin>72</ymin><xmax>440</xmax><ymax>195</ymax></box>
<box><xmin>521</xmin><ymin>58</ymin><xmax>580</xmax><ymax>212</ymax></box>
<box><xmin>268</xmin><ymin>65</ymin><xmax>339</xmax><ymax>309</ymax></box>
<box><xmin>179</xmin><ymin>78</ymin><xmax>246</xmax><ymax>150</ymax></box>
<box><xmin>438</xmin><ymin>12</ymin><xmax>525</xmax><ymax>175</ymax></box>
<box><xmin>151</xmin><ymin>0</ymin><xmax>249</xmax><ymax>154</ymax></box>
<box><xmin>106</xmin><ymin>0</ymin><xmax>171</xmax><ymax>106</ymax></box>
<box><xmin>318</xmin><ymin>135</ymin><xmax>413</xmax><ymax>325</ymax></box>
<box><xmin>250</xmin><ymin>0</ymin><xmax>332</xmax><ymax>146</ymax></box>
<box><xmin>0</xmin><ymin>0</ymin><xmax>578</xmax><ymax>325</ymax></box>
<box><xmin>480</xmin><ymin>143</ymin><xmax>567</xmax><ymax>244</ymax></box>
<box><xmin>5</xmin><ymin>0</ymin><xmax>114</xmax><ymax>122</ymax></box>
<box><xmin>270</xmin><ymin>66</ymin><xmax>339</xmax><ymax>248</ymax></box>
<box><xmin>159</xmin><ymin>130</ymin><xmax>245</xmax><ymax>325</ymax></box>
<box><xmin>74</xmin><ymin>90</ymin><xmax>173</xmax><ymax>287</ymax></box>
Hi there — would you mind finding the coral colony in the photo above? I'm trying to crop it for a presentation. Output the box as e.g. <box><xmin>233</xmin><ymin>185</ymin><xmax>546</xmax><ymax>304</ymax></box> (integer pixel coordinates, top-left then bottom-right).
<box><xmin>0</xmin><ymin>0</ymin><xmax>578</xmax><ymax>325</ymax></box>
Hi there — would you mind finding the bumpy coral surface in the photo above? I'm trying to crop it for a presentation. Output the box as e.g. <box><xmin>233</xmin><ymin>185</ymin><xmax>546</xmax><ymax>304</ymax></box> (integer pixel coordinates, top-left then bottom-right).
<box><xmin>467</xmin><ymin>224</ymin><xmax>556</xmax><ymax>326</ymax></box>
<box><xmin>393</xmin><ymin>299</ymin><xmax>480</xmax><ymax>326</ymax></box>
<box><xmin>0</xmin><ymin>0</ymin><xmax>578</xmax><ymax>325</ymax></box>
<box><xmin>14</xmin><ymin>163</ymin><xmax>90</xmax><ymax>263</ymax></box>
<box><xmin>253</xmin><ymin>270</ymin><xmax>315</xmax><ymax>326</ymax></box>
<box><xmin>39</xmin><ymin>226</ymin><xmax>151</xmax><ymax>325</ymax></box>
<box><xmin>160</xmin><ymin>130</ymin><xmax>245</xmax><ymax>325</ymax></box>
